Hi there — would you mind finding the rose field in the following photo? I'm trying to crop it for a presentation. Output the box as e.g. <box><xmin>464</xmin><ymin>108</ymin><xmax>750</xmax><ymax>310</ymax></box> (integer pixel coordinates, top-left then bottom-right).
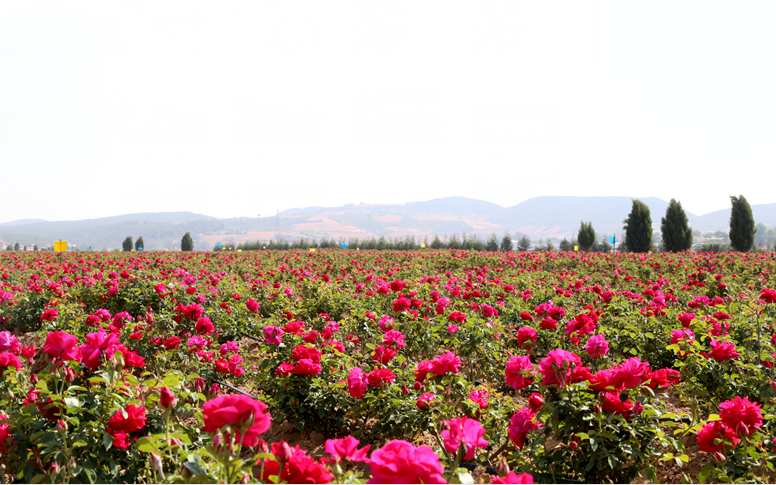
<box><xmin>1</xmin><ymin>250</ymin><xmax>776</xmax><ymax>484</ymax></box>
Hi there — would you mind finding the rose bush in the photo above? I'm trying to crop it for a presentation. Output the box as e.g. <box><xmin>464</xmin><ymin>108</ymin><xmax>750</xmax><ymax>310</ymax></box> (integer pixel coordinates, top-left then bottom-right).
<box><xmin>0</xmin><ymin>248</ymin><xmax>773</xmax><ymax>483</ymax></box>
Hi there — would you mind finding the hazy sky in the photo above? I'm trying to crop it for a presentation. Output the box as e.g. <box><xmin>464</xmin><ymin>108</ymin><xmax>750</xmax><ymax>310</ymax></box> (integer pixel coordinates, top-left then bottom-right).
<box><xmin>2</xmin><ymin>1</ymin><xmax>775</xmax><ymax>223</ymax></box>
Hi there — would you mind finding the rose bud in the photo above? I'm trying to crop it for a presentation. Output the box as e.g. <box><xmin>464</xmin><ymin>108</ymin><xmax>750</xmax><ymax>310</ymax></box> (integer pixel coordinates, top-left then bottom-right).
<box><xmin>401</xmin><ymin>385</ymin><xmax>409</xmax><ymax>395</ymax></box>
<box><xmin>633</xmin><ymin>401</ymin><xmax>643</xmax><ymax>415</ymax></box>
<box><xmin>276</xmin><ymin>441</ymin><xmax>294</xmax><ymax>462</ymax></box>
<box><xmin>258</xmin><ymin>439</ymin><xmax>269</xmax><ymax>453</ymax></box>
<box><xmin>209</xmin><ymin>383</ymin><xmax>220</xmax><ymax>398</ymax></box>
<box><xmin>160</xmin><ymin>387</ymin><xmax>176</xmax><ymax>409</ymax></box>
<box><xmin>414</xmin><ymin>381</ymin><xmax>423</xmax><ymax>391</ymax></box>
<box><xmin>528</xmin><ymin>393</ymin><xmax>544</xmax><ymax>411</ymax></box>
<box><xmin>193</xmin><ymin>377</ymin><xmax>206</xmax><ymax>393</ymax></box>
<box><xmin>30</xmin><ymin>373</ymin><xmax>38</xmax><ymax>384</ymax></box>
<box><xmin>570</xmin><ymin>441</ymin><xmax>579</xmax><ymax>450</ymax></box>
<box><xmin>496</xmin><ymin>458</ymin><xmax>510</xmax><ymax>477</ymax></box>
<box><xmin>150</xmin><ymin>453</ymin><xmax>165</xmax><ymax>479</ymax></box>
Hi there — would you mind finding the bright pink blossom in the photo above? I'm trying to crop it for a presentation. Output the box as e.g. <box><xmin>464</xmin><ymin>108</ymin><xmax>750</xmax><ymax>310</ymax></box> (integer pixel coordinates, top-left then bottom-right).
<box><xmin>441</xmin><ymin>417</ymin><xmax>489</xmax><ymax>460</ymax></box>
<box><xmin>325</xmin><ymin>436</ymin><xmax>370</xmax><ymax>463</ymax></box>
<box><xmin>367</xmin><ymin>440</ymin><xmax>445</xmax><ymax>484</ymax></box>
<box><xmin>429</xmin><ymin>351</ymin><xmax>461</xmax><ymax>376</ymax></box>
<box><xmin>539</xmin><ymin>349</ymin><xmax>582</xmax><ymax>387</ymax></box>
<box><xmin>585</xmin><ymin>334</ymin><xmax>609</xmax><ymax>358</ymax></box>
<box><xmin>505</xmin><ymin>355</ymin><xmax>536</xmax><ymax>391</ymax></box>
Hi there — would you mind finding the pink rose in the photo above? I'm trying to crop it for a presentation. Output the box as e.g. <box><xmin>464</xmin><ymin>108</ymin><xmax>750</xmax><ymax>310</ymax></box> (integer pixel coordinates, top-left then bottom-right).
<box><xmin>202</xmin><ymin>395</ymin><xmax>271</xmax><ymax>447</ymax></box>
<box><xmin>367</xmin><ymin>440</ymin><xmax>445</xmax><ymax>484</ymax></box>
<box><xmin>440</xmin><ymin>417</ymin><xmax>489</xmax><ymax>459</ymax></box>
<box><xmin>348</xmin><ymin>368</ymin><xmax>369</xmax><ymax>399</ymax></box>
<box><xmin>325</xmin><ymin>435</ymin><xmax>370</xmax><ymax>463</ymax></box>
<box><xmin>585</xmin><ymin>334</ymin><xmax>609</xmax><ymax>358</ymax></box>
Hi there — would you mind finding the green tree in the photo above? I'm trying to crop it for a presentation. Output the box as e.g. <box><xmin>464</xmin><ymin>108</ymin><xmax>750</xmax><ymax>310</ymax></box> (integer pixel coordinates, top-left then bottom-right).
<box><xmin>122</xmin><ymin>236</ymin><xmax>133</xmax><ymax>252</ymax></box>
<box><xmin>181</xmin><ymin>232</ymin><xmax>194</xmax><ymax>252</ymax></box>
<box><xmin>135</xmin><ymin>236</ymin><xmax>145</xmax><ymax>251</ymax></box>
<box><xmin>577</xmin><ymin>221</ymin><xmax>595</xmax><ymax>251</ymax></box>
<box><xmin>430</xmin><ymin>235</ymin><xmax>443</xmax><ymax>249</ymax></box>
<box><xmin>729</xmin><ymin>195</ymin><xmax>756</xmax><ymax>252</ymax></box>
<box><xmin>500</xmin><ymin>232</ymin><xmax>513</xmax><ymax>251</ymax></box>
<box><xmin>14</xmin><ymin>242</ymin><xmax>20</xmax><ymax>251</ymax></box>
<box><xmin>754</xmin><ymin>223</ymin><xmax>768</xmax><ymax>249</ymax></box>
<box><xmin>598</xmin><ymin>235</ymin><xmax>611</xmax><ymax>253</ymax></box>
<box><xmin>517</xmin><ymin>235</ymin><xmax>531</xmax><ymax>251</ymax></box>
<box><xmin>660</xmin><ymin>199</ymin><xmax>693</xmax><ymax>252</ymax></box>
<box><xmin>623</xmin><ymin>199</ymin><xmax>653</xmax><ymax>253</ymax></box>
<box><xmin>447</xmin><ymin>234</ymin><xmax>461</xmax><ymax>250</ymax></box>
<box><xmin>485</xmin><ymin>233</ymin><xmax>499</xmax><ymax>251</ymax></box>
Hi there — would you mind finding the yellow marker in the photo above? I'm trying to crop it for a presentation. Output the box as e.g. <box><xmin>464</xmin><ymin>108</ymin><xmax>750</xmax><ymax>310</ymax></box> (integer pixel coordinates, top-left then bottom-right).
<box><xmin>356</xmin><ymin>247</ymin><xmax>359</xmax><ymax>250</ymax></box>
<box><xmin>310</xmin><ymin>248</ymin><xmax>316</xmax><ymax>252</ymax></box>
<box><xmin>54</xmin><ymin>241</ymin><xmax>67</xmax><ymax>252</ymax></box>
<box><xmin>574</xmin><ymin>245</ymin><xmax>579</xmax><ymax>251</ymax></box>
<box><xmin>237</xmin><ymin>249</ymin><xmax>242</xmax><ymax>252</ymax></box>
<box><xmin>421</xmin><ymin>243</ymin><xmax>426</xmax><ymax>248</ymax></box>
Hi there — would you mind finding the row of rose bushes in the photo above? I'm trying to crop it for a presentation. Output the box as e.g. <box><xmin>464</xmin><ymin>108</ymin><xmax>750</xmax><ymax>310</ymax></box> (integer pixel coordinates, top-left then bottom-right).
<box><xmin>0</xmin><ymin>249</ymin><xmax>775</xmax><ymax>483</ymax></box>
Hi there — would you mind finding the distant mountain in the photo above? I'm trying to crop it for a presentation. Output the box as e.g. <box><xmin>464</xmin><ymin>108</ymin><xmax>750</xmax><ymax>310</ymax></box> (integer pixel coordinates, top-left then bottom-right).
<box><xmin>0</xmin><ymin>218</ymin><xmax>48</xmax><ymax>226</ymax></box>
<box><xmin>690</xmin><ymin>203</ymin><xmax>776</xmax><ymax>231</ymax></box>
<box><xmin>1</xmin><ymin>212</ymin><xmax>220</xmax><ymax>250</ymax></box>
<box><xmin>2</xmin><ymin>200</ymin><xmax>774</xmax><ymax>251</ymax></box>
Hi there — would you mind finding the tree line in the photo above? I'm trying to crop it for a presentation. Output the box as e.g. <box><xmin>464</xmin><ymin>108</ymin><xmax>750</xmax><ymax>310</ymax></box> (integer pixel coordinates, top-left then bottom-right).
<box><xmin>82</xmin><ymin>196</ymin><xmax>763</xmax><ymax>254</ymax></box>
<box><xmin>616</xmin><ymin>195</ymin><xmax>759</xmax><ymax>253</ymax></box>
<box><xmin>119</xmin><ymin>233</ymin><xmax>194</xmax><ymax>252</ymax></box>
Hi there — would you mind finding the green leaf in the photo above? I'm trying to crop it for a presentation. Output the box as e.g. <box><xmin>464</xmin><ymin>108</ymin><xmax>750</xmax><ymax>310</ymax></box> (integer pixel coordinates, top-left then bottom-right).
<box><xmin>183</xmin><ymin>461</ymin><xmax>208</xmax><ymax>476</ymax></box>
<box><xmin>699</xmin><ymin>462</ymin><xmax>714</xmax><ymax>483</ymax></box>
<box><xmin>103</xmin><ymin>432</ymin><xmax>113</xmax><ymax>451</ymax></box>
<box><xmin>707</xmin><ymin>414</ymin><xmax>720</xmax><ymax>422</ymax></box>
<box><xmin>172</xmin><ymin>432</ymin><xmax>192</xmax><ymax>444</ymax></box>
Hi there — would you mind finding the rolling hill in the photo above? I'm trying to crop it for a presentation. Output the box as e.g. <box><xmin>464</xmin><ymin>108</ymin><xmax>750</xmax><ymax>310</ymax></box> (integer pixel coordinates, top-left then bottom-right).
<box><xmin>2</xmin><ymin>198</ymin><xmax>775</xmax><ymax>251</ymax></box>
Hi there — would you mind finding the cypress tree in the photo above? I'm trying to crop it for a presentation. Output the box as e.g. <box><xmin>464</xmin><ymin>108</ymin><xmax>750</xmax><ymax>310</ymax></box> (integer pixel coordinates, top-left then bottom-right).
<box><xmin>485</xmin><ymin>233</ymin><xmax>499</xmax><ymax>251</ymax></box>
<box><xmin>181</xmin><ymin>232</ymin><xmax>194</xmax><ymax>252</ymax></box>
<box><xmin>517</xmin><ymin>235</ymin><xmax>531</xmax><ymax>251</ymax></box>
<box><xmin>661</xmin><ymin>199</ymin><xmax>693</xmax><ymax>252</ymax></box>
<box><xmin>122</xmin><ymin>236</ymin><xmax>133</xmax><ymax>252</ymax></box>
<box><xmin>577</xmin><ymin>221</ymin><xmax>595</xmax><ymax>251</ymax></box>
<box><xmin>623</xmin><ymin>200</ymin><xmax>653</xmax><ymax>253</ymax></box>
<box><xmin>729</xmin><ymin>195</ymin><xmax>756</xmax><ymax>252</ymax></box>
<box><xmin>135</xmin><ymin>236</ymin><xmax>145</xmax><ymax>251</ymax></box>
<box><xmin>500</xmin><ymin>232</ymin><xmax>513</xmax><ymax>251</ymax></box>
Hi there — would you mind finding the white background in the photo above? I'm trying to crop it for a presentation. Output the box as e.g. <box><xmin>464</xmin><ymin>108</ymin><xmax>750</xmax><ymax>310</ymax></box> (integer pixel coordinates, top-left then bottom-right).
<box><xmin>1</xmin><ymin>1</ymin><xmax>774</xmax><ymax>222</ymax></box>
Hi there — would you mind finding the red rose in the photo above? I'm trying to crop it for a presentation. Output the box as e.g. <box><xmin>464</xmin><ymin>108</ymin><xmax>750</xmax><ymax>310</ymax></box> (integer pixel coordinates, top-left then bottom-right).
<box><xmin>203</xmin><ymin>395</ymin><xmax>271</xmax><ymax>447</ymax></box>
<box><xmin>366</xmin><ymin>368</ymin><xmax>396</xmax><ymax>387</ymax></box>
<box><xmin>107</xmin><ymin>404</ymin><xmax>147</xmax><ymax>434</ymax></box>
<box><xmin>719</xmin><ymin>397</ymin><xmax>762</xmax><ymax>437</ymax></box>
